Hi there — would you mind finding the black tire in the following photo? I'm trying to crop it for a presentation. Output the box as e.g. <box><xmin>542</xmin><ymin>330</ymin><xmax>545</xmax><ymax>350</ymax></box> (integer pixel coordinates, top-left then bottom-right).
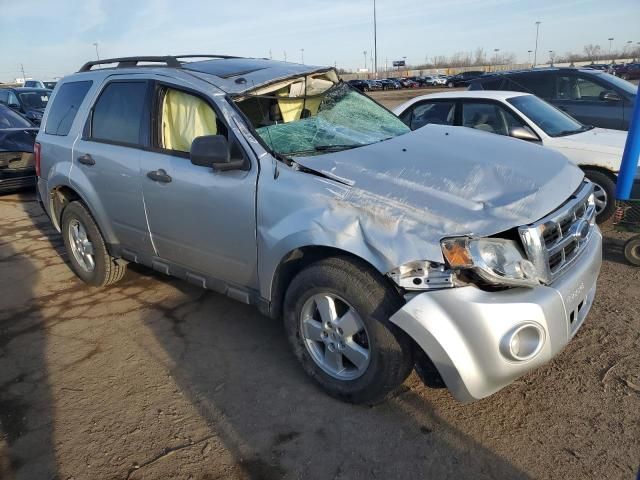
<box><xmin>624</xmin><ymin>236</ymin><xmax>640</xmax><ymax>266</ymax></box>
<box><xmin>583</xmin><ymin>169</ymin><xmax>616</xmax><ymax>223</ymax></box>
<box><xmin>283</xmin><ymin>256</ymin><xmax>414</xmax><ymax>405</ymax></box>
<box><xmin>447</xmin><ymin>82</ymin><xmax>454</xmax><ymax>88</ymax></box>
<box><xmin>61</xmin><ymin>201</ymin><xmax>127</xmax><ymax>286</ymax></box>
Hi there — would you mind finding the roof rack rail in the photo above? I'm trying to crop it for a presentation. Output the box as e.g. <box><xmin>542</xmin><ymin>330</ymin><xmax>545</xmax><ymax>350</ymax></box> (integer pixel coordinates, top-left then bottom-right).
<box><xmin>78</xmin><ymin>56</ymin><xmax>183</xmax><ymax>72</ymax></box>
<box><xmin>173</xmin><ymin>54</ymin><xmax>242</xmax><ymax>61</ymax></box>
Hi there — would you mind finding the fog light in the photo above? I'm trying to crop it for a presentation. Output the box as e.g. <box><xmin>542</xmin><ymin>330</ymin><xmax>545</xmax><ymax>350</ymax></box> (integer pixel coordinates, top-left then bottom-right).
<box><xmin>501</xmin><ymin>323</ymin><xmax>545</xmax><ymax>361</ymax></box>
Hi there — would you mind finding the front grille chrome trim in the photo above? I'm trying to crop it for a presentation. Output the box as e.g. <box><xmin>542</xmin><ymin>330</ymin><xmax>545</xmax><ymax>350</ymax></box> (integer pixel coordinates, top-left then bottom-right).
<box><xmin>519</xmin><ymin>181</ymin><xmax>596</xmax><ymax>285</ymax></box>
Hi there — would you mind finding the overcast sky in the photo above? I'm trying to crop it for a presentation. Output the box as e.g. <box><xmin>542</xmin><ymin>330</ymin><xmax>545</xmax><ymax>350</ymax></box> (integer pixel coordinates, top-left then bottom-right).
<box><xmin>0</xmin><ymin>0</ymin><xmax>638</xmax><ymax>82</ymax></box>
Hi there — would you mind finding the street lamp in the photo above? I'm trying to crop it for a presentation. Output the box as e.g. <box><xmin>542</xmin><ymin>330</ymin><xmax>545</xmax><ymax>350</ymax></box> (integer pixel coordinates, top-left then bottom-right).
<box><xmin>548</xmin><ymin>50</ymin><xmax>555</xmax><ymax>67</ymax></box>
<box><xmin>300</xmin><ymin>48</ymin><xmax>304</xmax><ymax>64</ymax></box>
<box><xmin>373</xmin><ymin>0</ymin><xmax>378</xmax><ymax>78</ymax></box>
<box><xmin>527</xmin><ymin>50</ymin><xmax>533</xmax><ymax>66</ymax></box>
<box><xmin>363</xmin><ymin>50</ymin><xmax>368</xmax><ymax>71</ymax></box>
<box><xmin>93</xmin><ymin>42</ymin><xmax>100</xmax><ymax>60</ymax></box>
<box><xmin>493</xmin><ymin>48</ymin><xmax>500</xmax><ymax>68</ymax></box>
<box><xmin>608</xmin><ymin>37</ymin><xmax>614</xmax><ymax>61</ymax></box>
<box><xmin>533</xmin><ymin>21</ymin><xmax>541</xmax><ymax>67</ymax></box>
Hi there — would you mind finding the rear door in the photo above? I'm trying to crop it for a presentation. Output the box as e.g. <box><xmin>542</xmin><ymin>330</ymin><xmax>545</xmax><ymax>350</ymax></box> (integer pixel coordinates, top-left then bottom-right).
<box><xmin>72</xmin><ymin>78</ymin><xmax>154</xmax><ymax>260</ymax></box>
<box><xmin>139</xmin><ymin>80</ymin><xmax>259</xmax><ymax>289</ymax></box>
<box><xmin>551</xmin><ymin>72</ymin><xmax>624</xmax><ymax>129</ymax></box>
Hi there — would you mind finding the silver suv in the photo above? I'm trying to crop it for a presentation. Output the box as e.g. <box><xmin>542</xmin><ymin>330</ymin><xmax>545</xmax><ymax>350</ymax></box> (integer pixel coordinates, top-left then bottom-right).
<box><xmin>36</xmin><ymin>55</ymin><xmax>602</xmax><ymax>404</ymax></box>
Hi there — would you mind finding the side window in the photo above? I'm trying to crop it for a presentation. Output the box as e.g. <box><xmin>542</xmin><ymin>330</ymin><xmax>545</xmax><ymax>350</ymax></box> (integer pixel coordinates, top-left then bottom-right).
<box><xmin>479</xmin><ymin>77</ymin><xmax>504</xmax><ymax>90</ymax></box>
<box><xmin>7</xmin><ymin>91</ymin><xmax>19</xmax><ymax>107</ymax></box>
<box><xmin>45</xmin><ymin>80</ymin><xmax>93</xmax><ymax>136</ymax></box>
<box><xmin>408</xmin><ymin>101</ymin><xmax>455</xmax><ymax>130</ymax></box>
<box><xmin>91</xmin><ymin>81</ymin><xmax>148</xmax><ymax>145</ymax></box>
<box><xmin>157</xmin><ymin>87</ymin><xmax>222</xmax><ymax>154</ymax></box>
<box><xmin>461</xmin><ymin>102</ymin><xmax>526</xmax><ymax>136</ymax></box>
<box><xmin>575</xmin><ymin>76</ymin><xmax>610</xmax><ymax>101</ymax></box>
<box><xmin>508</xmin><ymin>73</ymin><xmax>555</xmax><ymax>98</ymax></box>
<box><xmin>0</xmin><ymin>90</ymin><xmax>8</xmax><ymax>104</ymax></box>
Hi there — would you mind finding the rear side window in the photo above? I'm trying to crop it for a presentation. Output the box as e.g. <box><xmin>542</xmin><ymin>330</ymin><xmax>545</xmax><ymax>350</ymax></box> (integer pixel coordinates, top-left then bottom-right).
<box><xmin>91</xmin><ymin>81</ymin><xmax>147</xmax><ymax>146</ymax></box>
<box><xmin>45</xmin><ymin>81</ymin><xmax>93</xmax><ymax>136</ymax></box>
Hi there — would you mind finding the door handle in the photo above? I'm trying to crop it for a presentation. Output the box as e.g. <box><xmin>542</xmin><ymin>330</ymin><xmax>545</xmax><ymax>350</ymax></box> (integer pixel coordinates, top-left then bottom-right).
<box><xmin>77</xmin><ymin>154</ymin><xmax>95</xmax><ymax>166</ymax></box>
<box><xmin>147</xmin><ymin>169</ymin><xmax>172</xmax><ymax>183</ymax></box>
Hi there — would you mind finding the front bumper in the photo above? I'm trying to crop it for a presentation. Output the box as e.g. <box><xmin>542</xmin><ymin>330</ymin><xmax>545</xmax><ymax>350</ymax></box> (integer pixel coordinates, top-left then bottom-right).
<box><xmin>390</xmin><ymin>227</ymin><xmax>602</xmax><ymax>402</ymax></box>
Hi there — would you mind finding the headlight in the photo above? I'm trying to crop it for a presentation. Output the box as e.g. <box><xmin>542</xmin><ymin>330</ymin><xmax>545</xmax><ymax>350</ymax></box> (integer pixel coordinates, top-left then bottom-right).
<box><xmin>441</xmin><ymin>237</ymin><xmax>539</xmax><ymax>287</ymax></box>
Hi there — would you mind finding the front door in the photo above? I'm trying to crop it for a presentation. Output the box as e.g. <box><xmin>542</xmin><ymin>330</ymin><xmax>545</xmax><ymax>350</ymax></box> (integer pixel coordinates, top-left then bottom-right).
<box><xmin>552</xmin><ymin>73</ymin><xmax>625</xmax><ymax>129</ymax></box>
<box><xmin>139</xmin><ymin>81</ymin><xmax>258</xmax><ymax>289</ymax></box>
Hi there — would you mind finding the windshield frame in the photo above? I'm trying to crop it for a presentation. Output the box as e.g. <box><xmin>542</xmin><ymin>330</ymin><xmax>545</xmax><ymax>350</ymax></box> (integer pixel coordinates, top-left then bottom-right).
<box><xmin>234</xmin><ymin>79</ymin><xmax>410</xmax><ymax>159</ymax></box>
<box><xmin>507</xmin><ymin>94</ymin><xmax>589</xmax><ymax>138</ymax></box>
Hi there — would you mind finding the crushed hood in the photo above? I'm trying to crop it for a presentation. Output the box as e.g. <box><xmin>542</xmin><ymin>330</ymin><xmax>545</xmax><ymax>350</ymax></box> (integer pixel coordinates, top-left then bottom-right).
<box><xmin>545</xmin><ymin>127</ymin><xmax>626</xmax><ymax>156</ymax></box>
<box><xmin>294</xmin><ymin>125</ymin><xmax>584</xmax><ymax>244</ymax></box>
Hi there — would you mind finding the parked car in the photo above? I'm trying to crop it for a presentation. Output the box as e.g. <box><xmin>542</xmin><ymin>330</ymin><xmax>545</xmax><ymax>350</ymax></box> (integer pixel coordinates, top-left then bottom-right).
<box><xmin>398</xmin><ymin>78</ymin><xmax>419</xmax><ymax>88</ymax></box>
<box><xmin>395</xmin><ymin>90</ymin><xmax>628</xmax><ymax>222</ymax></box>
<box><xmin>347</xmin><ymin>79</ymin><xmax>371</xmax><ymax>92</ymax></box>
<box><xmin>433</xmin><ymin>75</ymin><xmax>449</xmax><ymax>85</ymax></box>
<box><xmin>379</xmin><ymin>79</ymin><xmax>401</xmax><ymax>90</ymax></box>
<box><xmin>445</xmin><ymin>70</ymin><xmax>486</xmax><ymax>87</ymax></box>
<box><xmin>612</xmin><ymin>63</ymin><xmax>640</xmax><ymax>81</ymax></box>
<box><xmin>0</xmin><ymin>104</ymin><xmax>38</xmax><ymax>193</ymax></box>
<box><xmin>417</xmin><ymin>76</ymin><xmax>438</xmax><ymax>86</ymax></box>
<box><xmin>37</xmin><ymin>55</ymin><xmax>601</xmax><ymax>404</ymax></box>
<box><xmin>468</xmin><ymin>67</ymin><xmax>637</xmax><ymax>130</ymax></box>
<box><xmin>583</xmin><ymin>64</ymin><xmax>612</xmax><ymax>72</ymax></box>
<box><xmin>0</xmin><ymin>87</ymin><xmax>52</xmax><ymax>125</ymax></box>
<box><xmin>24</xmin><ymin>80</ymin><xmax>58</xmax><ymax>90</ymax></box>
<box><xmin>366</xmin><ymin>80</ymin><xmax>384</xmax><ymax>91</ymax></box>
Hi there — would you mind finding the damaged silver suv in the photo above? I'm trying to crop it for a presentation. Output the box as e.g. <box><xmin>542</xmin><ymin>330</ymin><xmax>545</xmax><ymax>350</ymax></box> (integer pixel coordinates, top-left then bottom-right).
<box><xmin>35</xmin><ymin>55</ymin><xmax>602</xmax><ymax>404</ymax></box>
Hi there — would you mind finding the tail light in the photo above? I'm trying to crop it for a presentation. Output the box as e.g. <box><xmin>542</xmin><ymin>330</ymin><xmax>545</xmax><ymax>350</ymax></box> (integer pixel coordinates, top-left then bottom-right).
<box><xmin>34</xmin><ymin>142</ymin><xmax>41</xmax><ymax>177</ymax></box>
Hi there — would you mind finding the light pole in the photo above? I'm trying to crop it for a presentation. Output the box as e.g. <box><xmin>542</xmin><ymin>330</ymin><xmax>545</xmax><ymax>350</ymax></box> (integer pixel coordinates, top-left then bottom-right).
<box><xmin>93</xmin><ymin>42</ymin><xmax>100</xmax><ymax>60</ymax></box>
<box><xmin>548</xmin><ymin>50</ymin><xmax>555</xmax><ymax>67</ymax></box>
<box><xmin>300</xmin><ymin>48</ymin><xmax>304</xmax><ymax>64</ymax></box>
<box><xmin>527</xmin><ymin>50</ymin><xmax>533</xmax><ymax>66</ymax></box>
<box><xmin>363</xmin><ymin>50</ymin><xmax>368</xmax><ymax>71</ymax></box>
<box><xmin>493</xmin><ymin>48</ymin><xmax>500</xmax><ymax>68</ymax></box>
<box><xmin>284</xmin><ymin>50</ymin><xmax>287</xmax><ymax>62</ymax></box>
<box><xmin>373</xmin><ymin>0</ymin><xmax>378</xmax><ymax>78</ymax></box>
<box><xmin>533</xmin><ymin>21</ymin><xmax>541</xmax><ymax>67</ymax></box>
<box><xmin>608</xmin><ymin>37</ymin><xmax>614</xmax><ymax>61</ymax></box>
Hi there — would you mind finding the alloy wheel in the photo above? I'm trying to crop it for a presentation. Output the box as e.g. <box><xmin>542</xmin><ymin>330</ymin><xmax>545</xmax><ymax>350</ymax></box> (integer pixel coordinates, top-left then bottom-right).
<box><xmin>68</xmin><ymin>219</ymin><xmax>95</xmax><ymax>272</ymax></box>
<box><xmin>299</xmin><ymin>293</ymin><xmax>371</xmax><ymax>380</ymax></box>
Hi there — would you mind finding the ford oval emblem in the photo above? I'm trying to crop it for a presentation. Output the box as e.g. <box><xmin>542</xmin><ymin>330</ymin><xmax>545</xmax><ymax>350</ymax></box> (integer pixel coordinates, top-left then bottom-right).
<box><xmin>573</xmin><ymin>219</ymin><xmax>590</xmax><ymax>242</ymax></box>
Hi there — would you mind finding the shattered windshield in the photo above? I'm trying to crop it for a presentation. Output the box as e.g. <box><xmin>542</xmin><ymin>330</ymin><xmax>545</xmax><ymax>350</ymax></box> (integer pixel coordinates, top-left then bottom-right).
<box><xmin>236</xmin><ymin>80</ymin><xmax>409</xmax><ymax>157</ymax></box>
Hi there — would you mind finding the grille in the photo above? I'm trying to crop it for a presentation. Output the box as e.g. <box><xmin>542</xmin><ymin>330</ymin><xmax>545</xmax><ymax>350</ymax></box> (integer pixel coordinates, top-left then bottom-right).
<box><xmin>519</xmin><ymin>181</ymin><xmax>596</xmax><ymax>285</ymax></box>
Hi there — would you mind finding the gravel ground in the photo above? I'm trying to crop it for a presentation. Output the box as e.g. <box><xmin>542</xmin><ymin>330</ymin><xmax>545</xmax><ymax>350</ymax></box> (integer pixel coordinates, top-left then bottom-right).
<box><xmin>1</xmin><ymin>168</ymin><xmax>639</xmax><ymax>478</ymax></box>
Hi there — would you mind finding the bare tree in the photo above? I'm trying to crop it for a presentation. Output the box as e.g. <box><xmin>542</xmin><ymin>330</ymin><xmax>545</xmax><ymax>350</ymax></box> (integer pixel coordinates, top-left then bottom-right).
<box><xmin>583</xmin><ymin>44</ymin><xmax>601</xmax><ymax>62</ymax></box>
<box><xmin>473</xmin><ymin>47</ymin><xmax>486</xmax><ymax>66</ymax></box>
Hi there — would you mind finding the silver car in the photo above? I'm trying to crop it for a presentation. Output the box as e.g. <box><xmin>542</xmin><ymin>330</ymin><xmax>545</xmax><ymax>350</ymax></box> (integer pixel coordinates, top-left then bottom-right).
<box><xmin>36</xmin><ymin>55</ymin><xmax>602</xmax><ymax>404</ymax></box>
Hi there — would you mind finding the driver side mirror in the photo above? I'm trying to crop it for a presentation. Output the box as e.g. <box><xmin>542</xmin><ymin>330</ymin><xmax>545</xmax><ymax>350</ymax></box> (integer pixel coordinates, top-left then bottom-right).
<box><xmin>600</xmin><ymin>91</ymin><xmax>621</xmax><ymax>102</ymax></box>
<box><xmin>190</xmin><ymin>135</ymin><xmax>246</xmax><ymax>172</ymax></box>
<box><xmin>509</xmin><ymin>126</ymin><xmax>539</xmax><ymax>142</ymax></box>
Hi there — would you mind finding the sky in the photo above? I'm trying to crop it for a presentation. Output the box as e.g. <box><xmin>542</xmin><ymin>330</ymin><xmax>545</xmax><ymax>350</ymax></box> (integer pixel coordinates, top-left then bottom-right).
<box><xmin>0</xmin><ymin>0</ymin><xmax>638</xmax><ymax>82</ymax></box>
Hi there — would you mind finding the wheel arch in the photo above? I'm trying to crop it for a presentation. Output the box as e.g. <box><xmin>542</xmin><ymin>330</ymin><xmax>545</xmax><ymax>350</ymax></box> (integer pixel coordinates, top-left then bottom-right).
<box><xmin>267</xmin><ymin>245</ymin><xmax>400</xmax><ymax>320</ymax></box>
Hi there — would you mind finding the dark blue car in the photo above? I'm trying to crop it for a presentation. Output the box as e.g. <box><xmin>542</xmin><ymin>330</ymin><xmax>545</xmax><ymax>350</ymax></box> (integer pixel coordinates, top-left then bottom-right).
<box><xmin>0</xmin><ymin>104</ymin><xmax>38</xmax><ymax>193</ymax></box>
<box><xmin>468</xmin><ymin>68</ymin><xmax>636</xmax><ymax>131</ymax></box>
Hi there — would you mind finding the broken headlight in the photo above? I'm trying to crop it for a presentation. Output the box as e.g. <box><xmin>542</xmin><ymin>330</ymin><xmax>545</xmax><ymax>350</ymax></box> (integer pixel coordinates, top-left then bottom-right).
<box><xmin>441</xmin><ymin>237</ymin><xmax>539</xmax><ymax>288</ymax></box>
<box><xmin>388</xmin><ymin>260</ymin><xmax>455</xmax><ymax>290</ymax></box>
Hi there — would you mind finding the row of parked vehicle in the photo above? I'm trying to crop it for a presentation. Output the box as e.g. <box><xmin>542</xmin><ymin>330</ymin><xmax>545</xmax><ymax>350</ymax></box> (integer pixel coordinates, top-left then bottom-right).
<box><xmin>1</xmin><ymin>55</ymin><xmax>637</xmax><ymax>406</ymax></box>
<box><xmin>347</xmin><ymin>73</ymin><xmax>453</xmax><ymax>91</ymax></box>
<box><xmin>584</xmin><ymin>62</ymin><xmax>640</xmax><ymax>80</ymax></box>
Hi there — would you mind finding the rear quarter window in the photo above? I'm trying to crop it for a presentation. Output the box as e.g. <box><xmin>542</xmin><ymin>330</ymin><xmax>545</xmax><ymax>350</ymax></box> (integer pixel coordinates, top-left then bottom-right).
<box><xmin>44</xmin><ymin>80</ymin><xmax>93</xmax><ymax>136</ymax></box>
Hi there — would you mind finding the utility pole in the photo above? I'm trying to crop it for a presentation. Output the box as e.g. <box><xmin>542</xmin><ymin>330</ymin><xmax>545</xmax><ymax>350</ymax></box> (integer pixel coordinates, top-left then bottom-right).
<box><xmin>533</xmin><ymin>21</ymin><xmax>541</xmax><ymax>67</ymax></box>
<box><xmin>19</xmin><ymin>63</ymin><xmax>26</xmax><ymax>83</ymax></box>
<box><xmin>548</xmin><ymin>50</ymin><xmax>555</xmax><ymax>67</ymax></box>
<box><xmin>527</xmin><ymin>50</ymin><xmax>533</xmax><ymax>66</ymax></box>
<box><xmin>363</xmin><ymin>50</ymin><xmax>367</xmax><ymax>71</ymax></box>
<box><xmin>301</xmin><ymin>48</ymin><xmax>304</xmax><ymax>64</ymax></box>
<box><xmin>269</xmin><ymin>49</ymin><xmax>272</xmax><ymax>60</ymax></box>
<box><xmin>284</xmin><ymin>50</ymin><xmax>287</xmax><ymax>62</ymax></box>
<box><xmin>93</xmin><ymin>42</ymin><xmax>100</xmax><ymax>60</ymax></box>
<box><xmin>373</xmin><ymin>0</ymin><xmax>378</xmax><ymax>78</ymax></box>
<box><xmin>493</xmin><ymin>48</ymin><xmax>500</xmax><ymax>69</ymax></box>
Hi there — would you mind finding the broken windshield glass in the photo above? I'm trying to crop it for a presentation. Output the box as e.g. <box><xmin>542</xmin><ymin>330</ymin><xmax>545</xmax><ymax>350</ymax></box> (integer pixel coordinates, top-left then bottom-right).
<box><xmin>237</xmin><ymin>81</ymin><xmax>409</xmax><ymax>157</ymax></box>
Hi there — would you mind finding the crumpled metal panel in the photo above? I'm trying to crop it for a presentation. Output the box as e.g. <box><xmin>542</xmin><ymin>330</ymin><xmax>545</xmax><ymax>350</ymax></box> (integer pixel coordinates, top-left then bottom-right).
<box><xmin>256</xmin><ymin>124</ymin><xmax>584</xmax><ymax>299</ymax></box>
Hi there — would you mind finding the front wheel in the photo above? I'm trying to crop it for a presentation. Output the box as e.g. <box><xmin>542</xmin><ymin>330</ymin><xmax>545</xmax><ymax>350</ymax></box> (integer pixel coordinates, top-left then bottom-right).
<box><xmin>447</xmin><ymin>81</ymin><xmax>454</xmax><ymax>88</ymax></box>
<box><xmin>624</xmin><ymin>236</ymin><xmax>640</xmax><ymax>266</ymax></box>
<box><xmin>583</xmin><ymin>170</ymin><xmax>616</xmax><ymax>223</ymax></box>
<box><xmin>283</xmin><ymin>257</ymin><xmax>413</xmax><ymax>404</ymax></box>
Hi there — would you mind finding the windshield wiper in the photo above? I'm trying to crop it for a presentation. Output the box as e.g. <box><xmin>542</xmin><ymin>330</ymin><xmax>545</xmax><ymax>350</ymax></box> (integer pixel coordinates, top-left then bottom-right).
<box><xmin>287</xmin><ymin>144</ymin><xmax>366</xmax><ymax>157</ymax></box>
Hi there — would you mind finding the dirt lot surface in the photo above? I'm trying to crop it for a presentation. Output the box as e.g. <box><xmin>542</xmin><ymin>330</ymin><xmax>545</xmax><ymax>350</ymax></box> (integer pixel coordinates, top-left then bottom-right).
<box><xmin>1</xmin><ymin>177</ymin><xmax>639</xmax><ymax>477</ymax></box>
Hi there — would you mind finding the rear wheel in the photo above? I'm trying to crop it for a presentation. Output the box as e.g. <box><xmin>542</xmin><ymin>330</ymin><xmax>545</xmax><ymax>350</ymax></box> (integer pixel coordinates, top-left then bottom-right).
<box><xmin>283</xmin><ymin>257</ymin><xmax>413</xmax><ymax>404</ymax></box>
<box><xmin>583</xmin><ymin>170</ymin><xmax>616</xmax><ymax>223</ymax></box>
<box><xmin>447</xmin><ymin>81</ymin><xmax>454</xmax><ymax>88</ymax></box>
<box><xmin>61</xmin><ymin>201</ymin><xmax>127</xmax><ymax>286</ymax></box>
<box><xmin>624</xmin><ymin>236</ymin><xmax>640</xmax><ymax>266</ymax></box>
